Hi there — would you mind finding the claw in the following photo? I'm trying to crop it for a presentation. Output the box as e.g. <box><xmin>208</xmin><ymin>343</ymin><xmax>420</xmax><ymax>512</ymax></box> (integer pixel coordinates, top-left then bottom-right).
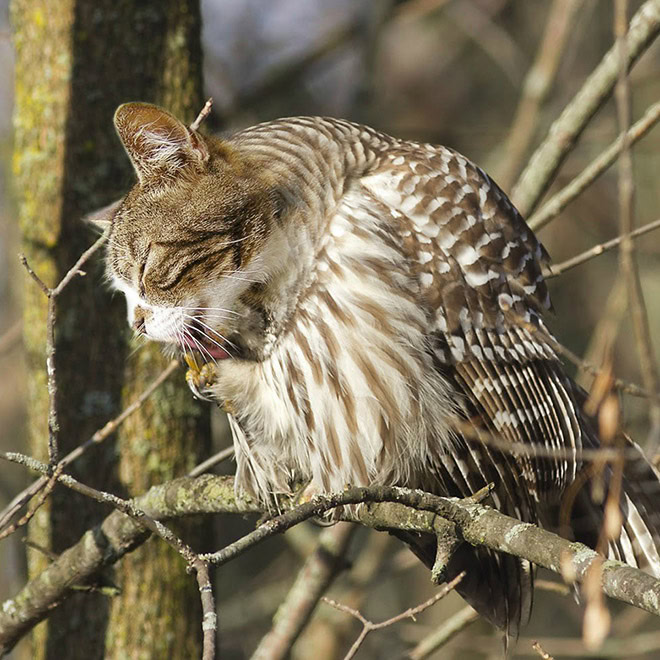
<box><xmin>184</xmin><ymin>357</ymin><xmax>218</xmax><ymax>401</ymax></box>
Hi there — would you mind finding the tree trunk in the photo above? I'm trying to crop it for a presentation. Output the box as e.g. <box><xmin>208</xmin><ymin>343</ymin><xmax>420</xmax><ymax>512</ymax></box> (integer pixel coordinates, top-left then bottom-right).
<box><xmin>11</xmin><ymin>2</ymin><xmax>209</xmax><ymax>658</ymax></box>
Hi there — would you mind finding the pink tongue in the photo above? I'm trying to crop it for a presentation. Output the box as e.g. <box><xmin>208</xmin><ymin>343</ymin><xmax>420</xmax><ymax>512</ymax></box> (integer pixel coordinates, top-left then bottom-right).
<box><xmin>207</xmin><ymin>345</ymin><xmax>231</xmax><ymax>360</ymax></box>
<box><xmin>181</xmin><ymin>336</ymin><xmax>230</xmax><ymax>360</ymax></box>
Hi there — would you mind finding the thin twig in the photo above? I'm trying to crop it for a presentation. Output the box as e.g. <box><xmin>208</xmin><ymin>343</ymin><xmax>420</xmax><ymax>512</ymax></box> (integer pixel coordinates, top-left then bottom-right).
<box><xmin>323</xmin><ymin>572</ymin><xmax>466</xmax><ymax>660</ymax></box>
<box><xmin>0</xmin><ymin>464</ymin><xmax>63</xmax><ymax>542</ymax></box>
<box><xmin>189</xmin><ymin>98</ymin><xmax>213</xmax><ymax>131</ymax></box>
<box><xmin>251</xmin><ymin>523</ymin><xmax>356</xmax><ymax>660</ymax></box>
<box><xmin>512</xmin><ymin>0</ymin><xmax>660</xmax><ymax>216</ymax></box>
<box><xmin>19</xmin><ymin>229</ymin><xmax>110</xmax><ymax>467</ymax></box>
<box><xmin>3</xmin><ymin>448</ymin><xmax>220</xmax><ymax>660</ymax></box>
<box><xmin>614</xmin><ymin>0</ymin><xmax>660</xmax><ymax>453</ymax></box>
<box><xmin>0</xmin><ymin>451</ymin><xmax>212</xmax><ymax>596</ymax></box>
<box><xmin>544</xmin><ymin>217</ymin><xmax>660</xmax><ymax>278</ymax></box>
<box><xmin>0</xmin><ymin>359</ymin><xmax>179</xmax><ymax>533</ymax></box>
<box><xmin>528</xmin><ymin>101</ymin><xmax>660</xmax><ymax>231</ymax></box>
<box><xmin>407</xmin><ymin>605</ymin><xmax>479</xmax><ymax>659</ymax></box>
<box><xmin>18</xmin><ymin>254</ymin><xmax>50</xmax><ymax>296</ymax></box>
<box><xmin>188</xmin><ymin>445</ymin><xmax>235</xmax><ymax>478</ymax></box>
<box><xmin>493</xmin><ymin>0</ymin><xmax>584</xmax><ymax>189</ymax></box>
<box><xmin>194</xmin><ymin>559</ymin><xmax>217</xmax><ymax>660</ymax></box>
<box><xmin>444</xmin><ymin>0</ymin><xmax>524</xmax><ymax>86</ymax></box>
<box><xmin>50</xmin><ymin>231</ymin><xmax>109</xmax><ymax>296</ymax></box>
<box><xmin>516</xmin><ymin>316</ymin><xmax>648</xmax><ymax>398</ymax></box>
<box><xmin>532</xmin><ymin>640</ymin><xmax>555</xmax><ymax>660</ymax></box>
<box><xmin>4</xmin><ymin>477</ymin><xmax>660</xmax><ymax>654</ymax></box>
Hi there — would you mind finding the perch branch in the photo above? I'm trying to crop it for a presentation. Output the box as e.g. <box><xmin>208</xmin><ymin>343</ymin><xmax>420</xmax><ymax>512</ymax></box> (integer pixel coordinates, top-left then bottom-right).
<box><xmin>2</xmin><ymin>477</ymin><xmax>660</xmax><ymax>655</ymax></box>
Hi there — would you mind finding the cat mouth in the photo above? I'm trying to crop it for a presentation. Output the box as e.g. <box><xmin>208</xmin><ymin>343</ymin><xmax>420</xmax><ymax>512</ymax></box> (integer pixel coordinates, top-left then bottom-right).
<box><xmin>179</xmin><ymin>329</ymin><xmax>232</xmax><ymax>361</ymax></box>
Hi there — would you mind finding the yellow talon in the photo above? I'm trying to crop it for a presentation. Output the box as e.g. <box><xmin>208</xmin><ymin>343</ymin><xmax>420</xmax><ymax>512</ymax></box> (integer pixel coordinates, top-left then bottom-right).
<box><xmin>184</xmin><ymin>352</ymin><xmax>200</xmax><ymax>372</ymax></box>
<box><xmin>185</xmin><ymin>359</ymin><xmax>218</xmax><ymax>400</ymax></box>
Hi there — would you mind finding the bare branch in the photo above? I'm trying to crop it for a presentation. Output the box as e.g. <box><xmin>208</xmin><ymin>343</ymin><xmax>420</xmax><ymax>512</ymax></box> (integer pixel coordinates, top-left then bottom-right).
<box><xmin>188</xmin><ymin>445</ymin><xmax>235</xmax><ymax>478</ymax></box>
<box><xmin>51</xmin><ymin>230</ymin><xmax>108</xmax><ymax>296</ymax></box>
<box><xmin>0</xmin><ymin>464</ymin><xmax>62</xmax><ymax>543</ymax></box>
<box><xmin>323</xmin><ymin>572</ymin><xmax>465</xmax><ymax>660</ymax></box>
<box><xmin>544</xmin><ymin>217</ymin><xmax>660</xmax><ymax>278</ymax></box>
<box><xmin>19</xmin><ymin>254</ymin><xmax>50</xmax><ymax>297</ymax></box>
<box><xmin>512</xmin><ymin>0</ymin><xmax>660</xmax><ymax>216</ymax></box>
<box><xmin>515</xmin><ymin>316</ymin><xmax>649</xmax><ymax>398</ymax></box>
<box><xmin>2</xmin><ymin>477</ymin><xmax>660</xmax><ymax>654</ymax></box>
<box><xmin>19</xmin><ymin>229</ymin><xmax>111</xmax><ymax>466</ymax></box>
<box><xmin>0</xmin><ymin>359</ymin><xmax>179</xmax><ymax>533</ymax></box>
<box><xmin>252</xmin><ymin>523</ymin><xmax>356</xmax><ymax>660</ymax></box>
<box><xmin>189</xmin><ymin>98</ymin><xmax>213</xmax><ymax>132</ymax></box>
<box><xmin>194</xmin><ymin>559</ymin><xmax>217</xmax><ymax>660</ymax></box>
<box><xmin>614</xmin><ymin>0</ymin><xmax>660</xmax><ymax>452</ymax></box>
<box><xmin>532</xmin><ymin>640</ymin><xmax>555</xmax><ymax>660</ymax></box>
<box><xmin>493</xmin><ymin>0</ymin><xmax>585</xmax><ymax>190</ymax></box>
<box><xmin>528</xmin><ymin>101</ymin><xmax>660</xmax><ymax>231</ymax></box>
<box><xmin>407</xmin><ymin>605</ymin><xmax>479</xmax><ymax>659</ymax></box>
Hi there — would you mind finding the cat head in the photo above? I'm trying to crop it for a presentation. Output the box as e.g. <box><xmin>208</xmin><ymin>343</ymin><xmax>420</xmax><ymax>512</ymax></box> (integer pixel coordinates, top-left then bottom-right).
<box><xmin>101</xmin><ymin>103</ymin><xmax>288</xmax><ymax>362</ymax></box>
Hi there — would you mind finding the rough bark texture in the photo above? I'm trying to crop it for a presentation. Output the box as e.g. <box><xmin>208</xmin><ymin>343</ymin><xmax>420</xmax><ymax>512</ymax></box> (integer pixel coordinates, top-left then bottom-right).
<box><xmin>11</xmin><ymin>2</ymin><xmax>209</xmax><ymax>658</ymax></box>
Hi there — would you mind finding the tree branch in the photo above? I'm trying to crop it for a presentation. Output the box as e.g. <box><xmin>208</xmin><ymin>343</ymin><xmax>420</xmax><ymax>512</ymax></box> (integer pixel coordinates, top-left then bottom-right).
<box><xmin>2</xmin><ymin>476</ymin><xmax>660</xmax><ymax>655</ymax></box>
<box><xmin>528</xmin><ymin>101</ymin><xmax>660</xmax><ymax>231</ymax></box>
<box><xmin>511</xmin><ymin>0</ymin><xmax>660</xmax><ymax>216</ymax></box>
<box><xmin>251</xmin><ymin>522</ymin><xmax>356</xmax><ymax>660</ymax></box>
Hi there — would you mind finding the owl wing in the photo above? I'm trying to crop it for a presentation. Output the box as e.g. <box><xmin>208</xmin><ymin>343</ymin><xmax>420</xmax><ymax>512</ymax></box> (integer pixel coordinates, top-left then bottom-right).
<box><xmin>360</xmin><ymin>141</ymin><xmax>660</xmax><ymax>632</ymax></box>
<box><xmin>361</xmin><ymin>143</ymin><xmax>583</xmax><ymax>501</ymax></box>
<box><xmin>360</xmin><ymin>143</ymin><xmax>586</xmax><ymax>633</ymax></box>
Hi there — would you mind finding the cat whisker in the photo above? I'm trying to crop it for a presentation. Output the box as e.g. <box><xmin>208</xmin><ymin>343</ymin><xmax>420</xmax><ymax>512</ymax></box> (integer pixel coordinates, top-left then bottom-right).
<box><xmin>193</xmin><ymin>318</ymin><xmax>238</xmax><ymax>350</ymax></box>
<box><xmin>181</xmin><ymin>307</ymin><xmax>241</xmax><ymax>319</ymax></box>
<box><xmin>216</xmin><ymin>228</ymin><xmax>261</xmax><ymax>249</ymax></box>
<box><xmin>190</xmin><ymin>324</ymin><xmax>236</xmax><ymax>357</ymax></box>
<box><xmin>179</xmin><ymin>313</ymin><xmax>236</xmax><ymax>359</ymax></box>
<box><xmin>179</xmin><ymin>306</ymin><xmax>242</xmax><ymax>320</ymax></box>
<box><xmin>219</xmin><ymin>274</ymin><xmax>262</xmax><ymax>284</ymax></box>
<box><xmin>181</xmin><ymin>326</ymin><xmax>218</xmax><ymax>365</ymax></box>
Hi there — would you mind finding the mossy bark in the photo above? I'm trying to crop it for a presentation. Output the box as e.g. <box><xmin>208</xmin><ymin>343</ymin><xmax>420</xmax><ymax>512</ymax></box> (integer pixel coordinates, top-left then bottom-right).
<box><xmin>11</xmin><ymin>2</ymin><xmax>210</xmax><ymax>658</ymax></box>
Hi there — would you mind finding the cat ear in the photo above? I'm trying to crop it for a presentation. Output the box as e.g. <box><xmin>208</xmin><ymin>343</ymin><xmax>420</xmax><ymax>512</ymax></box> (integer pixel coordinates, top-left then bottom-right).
<box><xmin>84</xmin><ymin>198</ymin><xmax>122</xmax><ymax>231</ymax></box>
<box><xmin>114</xmin><ymin>103</ymin><xmax>209</xmax><ymax>184</ymax></box>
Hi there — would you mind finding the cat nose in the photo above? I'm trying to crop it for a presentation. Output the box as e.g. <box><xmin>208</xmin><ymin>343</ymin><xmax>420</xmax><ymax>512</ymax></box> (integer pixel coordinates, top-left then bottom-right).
<box><xmin>132</xmin><ymin>307</ymin><xmax>146</xmax><ymax>334</ymax></box>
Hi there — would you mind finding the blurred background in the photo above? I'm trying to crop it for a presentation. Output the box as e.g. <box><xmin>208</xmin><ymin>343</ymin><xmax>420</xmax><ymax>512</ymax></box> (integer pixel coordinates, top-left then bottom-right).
<box><xmin>1</xmin><ymin>1</ymin><xmax>660</xmax><ymax>658</ymax></box>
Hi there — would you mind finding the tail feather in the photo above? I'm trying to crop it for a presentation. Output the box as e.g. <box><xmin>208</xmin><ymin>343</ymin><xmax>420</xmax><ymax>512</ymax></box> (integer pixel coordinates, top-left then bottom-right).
<box><xmin>615</xmin><ymin>440</ymin><xmax>660</xmax><ymax>576</ymax></box>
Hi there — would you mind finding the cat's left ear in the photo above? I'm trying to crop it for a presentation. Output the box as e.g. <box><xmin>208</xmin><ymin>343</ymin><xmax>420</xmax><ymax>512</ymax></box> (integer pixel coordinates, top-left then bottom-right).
<box><xmin>114</xmin><ymin>103</ymin><xmax>209</xmax><ymax>184</ymax></box>
<box><xmin>84</xmin><ymin>198</ymin><xmax>122</xmax><ymax>231</ymax></box>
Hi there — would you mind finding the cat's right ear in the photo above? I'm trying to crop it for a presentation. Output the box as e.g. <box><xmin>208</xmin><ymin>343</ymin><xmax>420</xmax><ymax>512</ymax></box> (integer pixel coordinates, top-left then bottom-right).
<box><xmin>114</xmin><ymin>103</ymin><xmax>209</xmax><ymax>185</ymax></box>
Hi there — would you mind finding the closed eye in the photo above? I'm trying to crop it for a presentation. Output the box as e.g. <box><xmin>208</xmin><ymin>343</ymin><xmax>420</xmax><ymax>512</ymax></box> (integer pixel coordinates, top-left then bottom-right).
<box><xmin>138</xmin><ymin>261</ymin><xmax>146</xmax><ymax>297</ymax></box>
<box><xmin>137</xmin><ymin>243</ymin><xmax>152</xmax><ymax>296</ymax></box>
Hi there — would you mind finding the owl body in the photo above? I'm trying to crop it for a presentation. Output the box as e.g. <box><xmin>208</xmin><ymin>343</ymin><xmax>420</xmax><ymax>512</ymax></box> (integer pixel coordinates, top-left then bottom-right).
<box><xmin>105</xmin><ymin>104</ymin><xmax>660</xmax><ymax>633</ymax></box>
